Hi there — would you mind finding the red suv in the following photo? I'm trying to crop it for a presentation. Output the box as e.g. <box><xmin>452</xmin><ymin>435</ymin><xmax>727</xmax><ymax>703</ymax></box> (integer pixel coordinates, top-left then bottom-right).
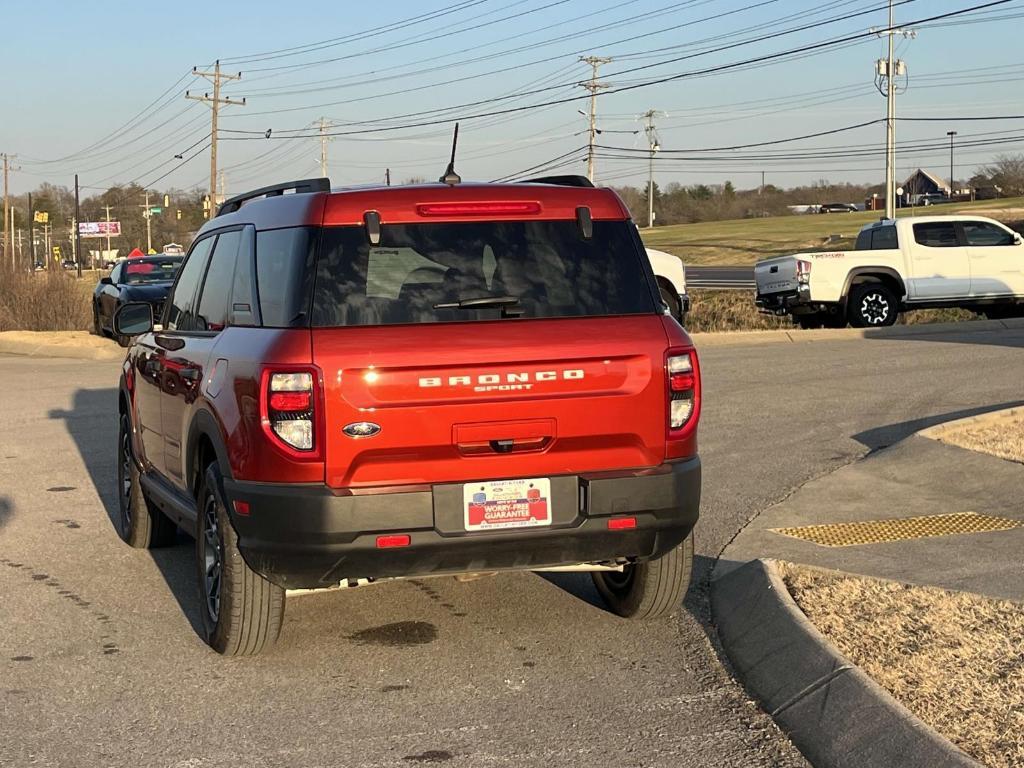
<box><xmin>112</xmin><ymin>176</ymin><xmax>702</xmax><ymax>655</ymax></box>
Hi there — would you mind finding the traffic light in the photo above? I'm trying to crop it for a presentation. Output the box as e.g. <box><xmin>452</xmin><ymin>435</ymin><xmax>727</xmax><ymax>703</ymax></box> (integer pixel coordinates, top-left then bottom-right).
<box><xmin>176</xmin><ymin>209</ymin><xmax>182</xmax><ymax>220</ymax></box>
<box><xmin>163</xmin><ymin>194</ymin><xmax>170</xmax><ymax>208</ymax></box>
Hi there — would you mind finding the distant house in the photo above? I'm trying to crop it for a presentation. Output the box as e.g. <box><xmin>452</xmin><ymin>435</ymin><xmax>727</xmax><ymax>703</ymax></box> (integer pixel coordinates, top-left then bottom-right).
<box><xmin>903</xmin><ymin>169</ymin><xmax>951</xmax><ymax>198</ymax></box>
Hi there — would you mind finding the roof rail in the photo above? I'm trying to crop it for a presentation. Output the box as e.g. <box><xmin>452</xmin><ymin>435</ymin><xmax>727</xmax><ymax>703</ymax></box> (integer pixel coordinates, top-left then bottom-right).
<box><xmin>516</xmin><ymin>174</ymin><xmax>594</xmax><ymax>188</ymax></box>
<box><xmin>216</xmin><ymin>177</ymin><xmax>331</xmax><ymax>217</ymax></box>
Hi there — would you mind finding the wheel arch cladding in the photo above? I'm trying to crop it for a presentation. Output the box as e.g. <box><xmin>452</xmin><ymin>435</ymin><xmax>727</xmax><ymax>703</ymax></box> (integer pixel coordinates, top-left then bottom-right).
<box><xmin>845</xmin><ymin>268</ymin><xmax>905</xmax><ymax>303</ymax></box>
<box><xmin>187</xmin><ymin>408</ymin><xmax>233</xmax><ymax>496</ymax></box>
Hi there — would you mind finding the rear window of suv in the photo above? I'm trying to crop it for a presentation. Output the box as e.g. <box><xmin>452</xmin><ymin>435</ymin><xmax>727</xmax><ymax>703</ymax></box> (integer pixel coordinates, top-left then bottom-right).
<box><xmin>310</xmin><ymin>220</ymin><xmax>657</xmax><ymax>326</ymax></box>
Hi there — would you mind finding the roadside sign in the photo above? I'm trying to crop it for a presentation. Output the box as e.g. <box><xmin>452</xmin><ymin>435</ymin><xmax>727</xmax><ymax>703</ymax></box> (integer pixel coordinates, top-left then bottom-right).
<box><xmin>79</xmin><ymin>221</ymin><xmax>121</xmax><ymax>238</ymax></box>
<box><xmin>34</xmin><ymin>211</ymin><xmax>49</xmax><ymax>223</ymax></box>
<box><xmin>149</xmin><ymin>207</ymin><xmax>162</xmax><ymax>214</ymax></box>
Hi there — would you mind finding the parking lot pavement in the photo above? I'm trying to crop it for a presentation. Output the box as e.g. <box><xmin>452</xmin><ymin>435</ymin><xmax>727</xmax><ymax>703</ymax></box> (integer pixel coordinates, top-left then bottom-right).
<box><xmin>2</xmin><ymin>326</ymin><xmax>1024</xmax><ymax>767</ymax></box>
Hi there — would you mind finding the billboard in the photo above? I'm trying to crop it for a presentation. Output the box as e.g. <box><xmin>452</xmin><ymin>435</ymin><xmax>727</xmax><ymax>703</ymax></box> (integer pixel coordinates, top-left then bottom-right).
<box><xmin>79</xmin><ymin>221</ymin><xmax>121</xmax><ymax>238</ymax></box>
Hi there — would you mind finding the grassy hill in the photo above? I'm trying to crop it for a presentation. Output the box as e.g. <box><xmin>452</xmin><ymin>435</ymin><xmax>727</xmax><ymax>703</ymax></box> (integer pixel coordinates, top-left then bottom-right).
<box><xmin>641</xmin><ymin>196</ymin><xmax>1024</xmax><ymax>266</ymax></box>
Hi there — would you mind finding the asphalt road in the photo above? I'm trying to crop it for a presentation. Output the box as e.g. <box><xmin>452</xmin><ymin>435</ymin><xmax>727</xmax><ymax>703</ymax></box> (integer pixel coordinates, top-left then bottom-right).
<box><xmin>3</xmin><ymin>326</ymin><xmax>1024</xmax><ymax>768</ymax></box>
<box><xmin>685</xmin><ymin>266</ymin><xmax>754</xmax><ymax>290</ymax></box>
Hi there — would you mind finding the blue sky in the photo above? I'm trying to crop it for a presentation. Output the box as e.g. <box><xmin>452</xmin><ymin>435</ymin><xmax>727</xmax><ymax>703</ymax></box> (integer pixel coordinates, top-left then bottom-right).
<box><xmin>5</xmin><ymin>0</ymin><xmax>1023</xmax><ymax>195</ymax></box>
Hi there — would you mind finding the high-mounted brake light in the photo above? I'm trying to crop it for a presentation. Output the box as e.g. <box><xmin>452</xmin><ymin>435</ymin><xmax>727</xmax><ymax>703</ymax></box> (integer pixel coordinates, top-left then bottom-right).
<box><xmin>260</xmin><ymin>368</ymin><xmax>323</xmax><ymax>459</ymax></box>
<box><xmin>416</xmin><ymin>201</ymin><xmax>542</xmax><ymax>217</ymax></box>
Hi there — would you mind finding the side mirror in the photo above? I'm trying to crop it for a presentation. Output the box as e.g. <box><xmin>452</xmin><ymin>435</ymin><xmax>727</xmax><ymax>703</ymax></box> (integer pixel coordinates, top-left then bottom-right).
<box><xmin>113</xmin><ymin>302</ymin><xmax>154</xmax><ymax>338</ymax></box>
<box><xmin>100</xmin><ymin>276</ymin><xmax>114</xmax><ymax>286</ymax></box>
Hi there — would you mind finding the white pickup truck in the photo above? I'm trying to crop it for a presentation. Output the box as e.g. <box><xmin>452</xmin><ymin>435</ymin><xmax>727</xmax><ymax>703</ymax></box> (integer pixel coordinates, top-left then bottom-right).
<box><xmin>755</xmin><ymin>215</ymin><xmax>1024</xmax><ymax>328</ymax></box>
<box><xmin>646</xmin><ymin>247</ymin><xmax>690</xmax><ymax>321</ymax></box>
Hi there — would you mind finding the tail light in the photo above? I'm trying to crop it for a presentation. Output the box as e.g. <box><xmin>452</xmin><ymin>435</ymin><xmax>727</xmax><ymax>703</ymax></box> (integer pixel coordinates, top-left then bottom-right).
<box><xmin>260</xmin><ymin>367</ymin><xmax>324</xmax><ymax>460</ymax></box>
<box><xmin>796</xmin><ymin>259</ymin><xmax>812</xmax><ymax>284</ymax></box>
<box><xmin>666</xmin><ymin>348</ymin><xmax>700</xmax><ymax>459</ymax></box>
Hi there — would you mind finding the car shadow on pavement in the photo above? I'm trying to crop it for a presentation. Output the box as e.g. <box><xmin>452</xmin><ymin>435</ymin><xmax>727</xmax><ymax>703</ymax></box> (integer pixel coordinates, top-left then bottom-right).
<box><xmin>852</xmin><ymin>400</ymin><xmax>1024</xmax><ymax>451</ymax></box>
<box><xmin>0</xmin><ymin>496</ymin><xmax>12</xmax><ymax>529</ymax></box>
<box><xmin>49</xmin><ymin>387</ymin><xmax>205</xmax><ymax>637</ymax></box>
<box><xmin>865</xmin><ymin>323</ymin><xmax>1024</xmax><ymax>349</ymax></box>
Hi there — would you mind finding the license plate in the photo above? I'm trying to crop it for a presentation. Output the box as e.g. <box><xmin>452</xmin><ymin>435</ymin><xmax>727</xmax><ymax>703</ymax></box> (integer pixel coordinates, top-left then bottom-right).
<box><xmin>463</xmin><ymin>478</ymin><xmax>552</xmax><ymax>531</ymax></box>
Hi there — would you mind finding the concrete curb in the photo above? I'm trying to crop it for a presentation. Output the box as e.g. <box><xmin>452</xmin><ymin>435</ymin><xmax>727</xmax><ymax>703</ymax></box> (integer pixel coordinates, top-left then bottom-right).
<box><xmin>691</xmin><ymin>316</ymin><xmax>1024</xmax><ymax>347</ymax></box>
<box><xmin>0</xmin><ymin>335</ymin><xmax>123</xmax><ymax>362</ymax></box>
<box><xmin>711</xmin><ymin>558</ymin><xmax>980</xmax><ymax>768</ymax></box>
<box><xmin>918</xmin><ymin>405</ymin><xmax>1023</xmax><ymax>441</ymax></box>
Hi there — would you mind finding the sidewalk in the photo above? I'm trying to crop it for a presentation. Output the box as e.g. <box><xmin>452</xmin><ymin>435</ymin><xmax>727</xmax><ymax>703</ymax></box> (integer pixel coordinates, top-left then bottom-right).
<box><xmin>717</xmin><ymin>433</ymin><xmax>1024</xmax><ymax>601</ymax></box>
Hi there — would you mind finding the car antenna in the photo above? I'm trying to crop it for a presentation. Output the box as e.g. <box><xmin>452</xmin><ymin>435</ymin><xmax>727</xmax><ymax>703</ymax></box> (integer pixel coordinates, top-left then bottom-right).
<box><xmin>439</xmin><ymin>123</ymin><xmax>461</xmax><ymax>186</ymax></box>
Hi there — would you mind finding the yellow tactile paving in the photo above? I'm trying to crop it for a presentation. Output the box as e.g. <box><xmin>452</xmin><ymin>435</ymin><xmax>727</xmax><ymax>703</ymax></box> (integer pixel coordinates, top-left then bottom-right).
<box><xmin>771</xmin><ymin>512</ymin><xmax>1023</xmax><ymax>547</ymax></box>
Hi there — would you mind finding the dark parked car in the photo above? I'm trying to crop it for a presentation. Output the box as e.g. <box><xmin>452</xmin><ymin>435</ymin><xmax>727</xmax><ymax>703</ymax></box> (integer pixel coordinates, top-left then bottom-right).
<box><xmin>93</xmin><ymin>256</ymin><xmax>183</xmax><ymax>343</ymax></box>
<box><xmin>818</xmin><ymin>202</ymin><xmax>858</xmax><ymax>213</ymax></box>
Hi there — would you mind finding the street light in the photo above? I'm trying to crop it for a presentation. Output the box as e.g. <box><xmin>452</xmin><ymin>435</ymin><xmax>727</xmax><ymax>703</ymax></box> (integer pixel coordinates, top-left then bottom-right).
<box><xmin>946</xmin><ymin>130</ymin><xmax>957</xmax><ymax>198</ymax></box>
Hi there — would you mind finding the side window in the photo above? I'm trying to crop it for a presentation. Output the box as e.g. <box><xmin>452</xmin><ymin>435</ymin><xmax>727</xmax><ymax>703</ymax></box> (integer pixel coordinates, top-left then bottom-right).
<box><xmin>166</xmin><ymin>238</ymin><xmax>214</xmax><ymax>332</ymax></box>
<box><xmin>110</xmin><ymin>263</ymin><xmax>123</xmax><ymax>284</ymax></box>
<box><xmin>871</xmin><ymin>225</ymin><xmax>898</xmax><ymax>250</ymax></box>
<box><xmin>255</xmin><ymin>227</ymin><xmax>317</xmax><ymax>327</ymax></box>
<box><xmin>962</xmin><ymin>221</ymin><xmax>1015</xmax><ymax>247</ymax></box>
<box><xmin>196</xmin><ymin>230</ymin><xmax>242</xmax><ymax>332</ymax></box>
<box><xmin>913</xmin><ymin>222</ymin><xmax>959</xmax><ymax>248</ymax></box>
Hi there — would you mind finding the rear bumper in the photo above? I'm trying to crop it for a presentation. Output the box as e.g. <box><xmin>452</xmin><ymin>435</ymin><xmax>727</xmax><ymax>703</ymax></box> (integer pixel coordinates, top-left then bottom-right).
<box><xmin>755</xmin><ymin>285</ymin><xmax>813</xmax><ymax>314</ymax></box>
<box><xmin>224</xmin><ymin>459</ymin><xmax>701</xmax><ymax>589</ymax></box>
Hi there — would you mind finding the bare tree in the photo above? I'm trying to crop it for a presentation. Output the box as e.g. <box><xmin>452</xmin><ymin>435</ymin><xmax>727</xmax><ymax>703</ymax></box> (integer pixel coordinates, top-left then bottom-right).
<box><xmin>977</xmin><ymin>154</ymin><xmax>1024</xmax><ymax>196</ymax></box>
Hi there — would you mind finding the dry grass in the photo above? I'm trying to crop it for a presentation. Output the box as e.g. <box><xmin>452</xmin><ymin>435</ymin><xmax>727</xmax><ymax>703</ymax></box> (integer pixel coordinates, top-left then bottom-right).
<box><xmin>683</xmin><ymin>290</ymin><xmax>979</xmax><ymax>333</ymax></box>
<box><xmin>0</xmin><ymin>270</ymin><xmax>93</xmax><ymax>332</ymax></box>
<box><xmin>780</xmin><ymin>563</ymin><xmax>1024</xmax><ymax>768</ymax></box>
<box><xmin>642</xmin><ymin>195</ymin><xmax>1024</xmax><ymax>266</ymax></box>
<box><xmin>936</xmin><ymin>411</ymin><xmax>1024</xmax><ymax>465</ymax></box>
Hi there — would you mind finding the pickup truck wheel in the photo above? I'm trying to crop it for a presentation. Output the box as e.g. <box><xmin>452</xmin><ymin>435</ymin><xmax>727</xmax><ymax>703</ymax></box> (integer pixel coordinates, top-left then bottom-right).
<box><xmin>658</xmin><ymin>282</ymin><xmax>682</xmax><ymax>320</ymax></box>
<box><xmin>592</xmin><ymin>532</ymin><xmax>693</xmax><ymax>619</ymax></box>
<box><xmin>116</xmin><ymin>413</ymin><xmax>177</xmax><ymax>548</ymax></box>
<box><xmin>848</xmin><ymin>283</ymin><xmax>898</xmax><ymax>328</ymax></box>
<box><xmin>196</xmin><ymin>461</ymin><xmax>285</xmax><ymax>655</ymax></box>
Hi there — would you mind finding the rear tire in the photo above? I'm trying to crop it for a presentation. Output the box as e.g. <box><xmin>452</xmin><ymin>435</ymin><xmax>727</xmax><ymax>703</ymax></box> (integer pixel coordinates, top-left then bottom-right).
<box><xmin>592</xmin><ymin>532</ymin><xmax>694</xmax><ymax>619</ymax></box>
<box><xmin>847</xmin><ymin>282</ymin><xmax>898</xmax><ymax>328</ymax></box>
<box><xmin>116</xmin><ymin>413</ymin><xmax>177</xmax><ymax>549</ymax></box>
<box><xmin>196</xmin><ymin>461</ymin><xmax>285</xmax><ymax>655</ymax></box>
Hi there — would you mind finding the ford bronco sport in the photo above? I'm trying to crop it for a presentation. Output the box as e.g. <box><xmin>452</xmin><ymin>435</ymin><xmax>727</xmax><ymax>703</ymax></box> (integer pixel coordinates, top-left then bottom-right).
<box><xmin>112</xmin><ymin>175</ymin><xmax>702</xmax><ymax>655</ymax></box>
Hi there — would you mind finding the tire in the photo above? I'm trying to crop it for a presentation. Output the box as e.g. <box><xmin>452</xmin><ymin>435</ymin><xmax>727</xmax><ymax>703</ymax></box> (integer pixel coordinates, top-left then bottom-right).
<box><xmin>592</xmin><ymin>532</ymin><xmax>694</xmax><ymax>619</ymax></box>
<box><xmin>658</xmin><ymin>281</ymin><xmax>682</xmax><ymax>320</ymax></box>
<box><xmin>196</xmin><ymin>461</ymin><xmax>285</xmax><ymax>655</ymax></box>
<box><xmin>847</xmin><ymin>282</ymin><xmax>898</xmax><ymax>328</ymax></box>
<box><xmin>93</xmin><ymin>304</ymin><xmax>103</xmax><ymax>337</ymax></box>
<box><xmin>116</xmin><ymin>412</ymin><xmax>177</xmax><ymax>549</ymax></box>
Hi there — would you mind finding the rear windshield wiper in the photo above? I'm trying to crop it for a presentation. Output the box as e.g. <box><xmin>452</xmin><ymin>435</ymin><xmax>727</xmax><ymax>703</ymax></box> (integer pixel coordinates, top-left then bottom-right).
<box><xmin>433</xmin><ymin>295</ymin><xmax>524</xmax><ymax>316</ymax></box>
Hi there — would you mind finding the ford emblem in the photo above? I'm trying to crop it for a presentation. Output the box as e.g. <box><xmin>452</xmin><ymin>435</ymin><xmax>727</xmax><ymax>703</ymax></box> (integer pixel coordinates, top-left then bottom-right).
<box><xmin>343</xmin><ymin>421</ymin><xmax>381</xmax><ymax>438</ymax></box>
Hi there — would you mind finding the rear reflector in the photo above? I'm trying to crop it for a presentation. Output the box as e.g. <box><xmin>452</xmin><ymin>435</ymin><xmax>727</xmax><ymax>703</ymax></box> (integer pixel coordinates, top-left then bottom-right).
<box><xmin>376</xmin><ymin>534</ymin><xmax>411</xmax><ymax>548</ymax></box>
<box><xmin>233</xmin><ymin>500</ymin><xmax>251</xmax><ymax>516</ymax></box>
<box><xmin>607</xmin><ymin>517</ymin><xmax>637</xmax><ymax>531</ymax></box>
<box><xmin>269</xmin><ymin>391</ymin><xmax>312</xmax><ymax>411</ymax></box>
<box><xmin>416</xmin><ymin>201</ymin><xmax>542</xmax><ymax>217</ymax></box>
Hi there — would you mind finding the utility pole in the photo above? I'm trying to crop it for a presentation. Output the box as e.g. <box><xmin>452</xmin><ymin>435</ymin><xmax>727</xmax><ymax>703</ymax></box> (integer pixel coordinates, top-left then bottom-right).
<box><xmin>760</xmin><ymin>171</ymin><xmax>766</xmax><ymax>195</ymax></box>
<box><xmin>874</xmin><ymin>0</ymin><xmax>915</xmax><ymax>219</ymax></box>
<box><xmin>28</xmin><ymin>193</ymin><xmax>34</xmax><ymax>270</ymax></box>
<box><xmin>187</xmin><ymin>60</ymin><xmax>245</xmax><ymax>207</ymax></box>
<box><xmin>947</xmin><ymin>130</ymin><xmax>957</xmax><ymax>197</ymax></box>
<box><xmin>641</xmin><ymin>109</ymin><xmax>661</xmax><ymax>229</ymax></box>
<box><xmin>385</xmin><ymin>168</ymin><xmax>391</xmax><ymax>186</ymax></box>
<box><xmin>318</xmin><ymin>117</ymin><xmax>331</xmax><ymax>178</ymax></box>
<box><xmin>103</xmin><ymin>205</ymin><xmax>114</xmax><ymax>266</ymax></box>
<box><xmin>2</xmin><ymin>153</ymin><xmax>10</xmax><ymax>267</ymax></box>
<box><xmin>140</xmin><ymin>191</ymin><xmax>153</xmax><ymax>253</ymax></box>
<box><xmin>74</xmin><ymin>174</ymin><xmax>83</xmax><ymax>278</ymax></box>
<box><xmin>579</xmin><ymin>56</ymin><xmax>612</xmax><ymax>183</ymax></box>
